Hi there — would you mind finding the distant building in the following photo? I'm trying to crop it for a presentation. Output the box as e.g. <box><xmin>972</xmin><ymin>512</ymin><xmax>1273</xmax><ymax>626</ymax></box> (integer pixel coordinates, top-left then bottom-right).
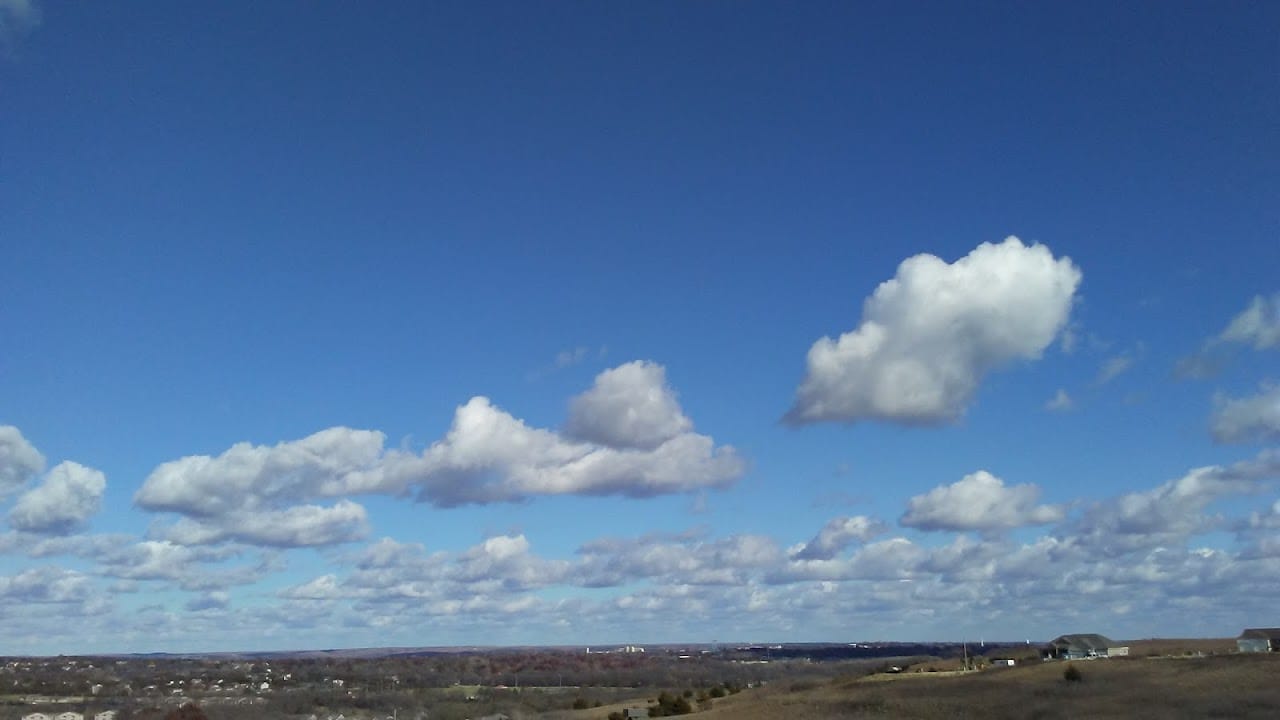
<box><xmin>94</xmin><ymin>712</ymin><xmax>118</xmax><ymax>720</ymax></box>
<box><xmin>1237</xmin><ymin>628</ymin><xmax>1280</xmax><ymax>653</ymax></box>
<box><xmin>56</xmin><ymin>713</ymin><xmax>85</xmax><ymax>720</ymax></box>
<box><xmin>624</xmin><ymin>709</ymin><xmax>649</xmax><ymax>719</ymax></box>
<box><xmin>989</xmin><ymin>658</ymin><xmax>1016</xmax><ymax>667</ymax></box>
<box><xmin>1045</xmin><ymin>634</ymin><xmax>1128</xmax><ymax>660</ymax></box>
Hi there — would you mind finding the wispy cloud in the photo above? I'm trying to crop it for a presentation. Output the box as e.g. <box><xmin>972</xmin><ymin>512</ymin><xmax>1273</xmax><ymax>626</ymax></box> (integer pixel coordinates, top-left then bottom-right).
<box><xmin>1177</xmin><ymin>293</ymin><xmax>1280</xmax><ymax>379</ymax></box>
<box><xmin>1045</xmin><ymin>388</ymin><xmax>1074</xmax><ymax>413</ymax></box>
<box><xmin>1096</xmin><ymin>353</ymin><xmax>1134</xmax><ymax>385</ymax></box>
<box><xmin>0</xmin><ymin>0</ymin><xmax>40</xmax><ymax>52</ymax></box>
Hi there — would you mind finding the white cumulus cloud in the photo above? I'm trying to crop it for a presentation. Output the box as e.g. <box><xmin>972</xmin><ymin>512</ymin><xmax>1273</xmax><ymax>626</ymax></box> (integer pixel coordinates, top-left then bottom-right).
<box><xmin>0</xmin><ymin>566</ymin><xmax>91</xmax><ymax>604</ymax></box>
<box><xmin>900</xmin><ymin>470</ymin><xmax>1063</xmax><ymax>532</ymax></box>
<box><xmin>134</xmin><ymin>427</ymin><xmax>382</xmax><ymax>548</ymax></box>
<box><xmin>135</xmin><ymin>427</ymin><xmax>386</xmax><ymax>517</ymax></box>
<box><xmin>787</xmin><ymin>237</ymin><xmax>1081</xmax><ymax>425</ymax></box>
<box><xmin>134</xmin><ymin>362</ymin><xmax>744</xmax><ymax>544</ymax></box>
<box><xmin>8</xmin><ymin>461</ymin><xmax>105</xmax><ymax>534</ymax></box>
<box><xmin>382</xmin><ymin>395</ymin><xmax>741</xmax><ymax>506</ymax></box>
<box><xmin>565</xmin><ymin>361</ymin><xmax>693</xmax><ymax>449</ymax></box>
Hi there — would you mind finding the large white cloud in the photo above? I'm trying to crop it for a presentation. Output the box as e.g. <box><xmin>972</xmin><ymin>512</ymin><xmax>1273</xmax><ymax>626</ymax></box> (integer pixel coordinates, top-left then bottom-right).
<box><xmin>565</xmin><ymin>361</ymin><xmax>692</xmax><ymax>449</ymax></box>
<box><xmin>8</xmin><ymin>461</ymin><xmax>106</xmax><ymax>534</ymax></box>
<box><xmin>1211</xmin><ymin>384</ymin><xmax>1280</xmax><ymax>444</ymax></box>
<box><xmin>134</xmin><ymin>427</ymin><xmax>382</xmax><ymax>548</ymax></box>
<box><xmin>135</xmin><ymin>427</ymin><xmax>386</xmax><ymax>517</ymax></box>
<box><xmin>787</xmin><ymin>237</ymin><xmax>1081</xmax><ymax>425</ymax></box>
<box><xmin>900</xmin><ymin>471</ymin><xmax>1063</xmax><ymax>532</ymax></box>
<box><xmin>134</xmin><ymin>362</ymin><xmax>743</xmax><ymax>543</ymax></box>
<box><xmin>0</xmin><ymin>425</ymin><xmax>45</xmax><ymax>497</ymax></box>
<box><xmin>381</xmin><ymin>395</ymin><xmax>743</xmax><ymax>506</ymax></box>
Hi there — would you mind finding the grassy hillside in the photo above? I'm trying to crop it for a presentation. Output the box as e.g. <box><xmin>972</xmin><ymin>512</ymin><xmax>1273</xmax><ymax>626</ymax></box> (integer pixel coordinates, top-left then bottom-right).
<box><xmin>683</xmin><ymin>653</ymin><xmax>1280</xmax><ymax>719</ymax></box>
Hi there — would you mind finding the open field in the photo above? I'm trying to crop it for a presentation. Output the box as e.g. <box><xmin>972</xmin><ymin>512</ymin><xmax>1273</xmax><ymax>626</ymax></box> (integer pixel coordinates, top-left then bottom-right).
<box><xmin>671</xmin><ymin>653</ymin><xmax>1280</xmax><ymax>720</ymax></box>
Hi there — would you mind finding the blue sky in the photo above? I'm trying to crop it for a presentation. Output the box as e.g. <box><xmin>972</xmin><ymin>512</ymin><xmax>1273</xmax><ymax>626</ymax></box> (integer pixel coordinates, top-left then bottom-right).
<box><xmin>1</xmin><ymin>1</ymin><xmax>1277</xmax><ymax>654</ymax></box>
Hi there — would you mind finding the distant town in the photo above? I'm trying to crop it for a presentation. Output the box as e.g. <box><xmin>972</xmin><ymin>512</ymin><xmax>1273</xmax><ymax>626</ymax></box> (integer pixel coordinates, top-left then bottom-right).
<box><xmin>1</xmin><ymin>630</ymin><xmax>1277</xmax><ymax>720</ymax></box>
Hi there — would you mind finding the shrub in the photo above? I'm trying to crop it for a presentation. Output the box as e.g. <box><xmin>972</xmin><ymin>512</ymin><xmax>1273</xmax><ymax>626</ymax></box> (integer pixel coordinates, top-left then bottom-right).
<box><xmin>1063</xmin><ymin>664</ymin><xmax>1083</xmax><ymax>683</ymax></box>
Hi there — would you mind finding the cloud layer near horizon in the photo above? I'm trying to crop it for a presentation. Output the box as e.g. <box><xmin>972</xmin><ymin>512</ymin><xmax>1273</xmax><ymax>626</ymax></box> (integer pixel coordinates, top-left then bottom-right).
<box><xmin>0</xmin><ymin>433</ymin><xmax>1277</xmax><ymax>651</ymax></box>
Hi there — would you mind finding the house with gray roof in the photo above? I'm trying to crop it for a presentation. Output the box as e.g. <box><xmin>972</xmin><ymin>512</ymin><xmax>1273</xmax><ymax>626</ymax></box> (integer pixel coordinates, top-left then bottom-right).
<box><xmin>1045</xmin><ymin>634</ymin><xmax>1128</xmax><ymax>660</ymax></box>
<box><xmin>1237</xmin><ymin>628</ymin><xmax>1280</xmax><ymax>653</ymax></box>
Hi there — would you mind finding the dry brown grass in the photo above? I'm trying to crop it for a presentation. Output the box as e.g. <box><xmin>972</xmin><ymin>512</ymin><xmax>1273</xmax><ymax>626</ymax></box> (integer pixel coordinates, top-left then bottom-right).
<box><xmin>1122</xmin><ymin>637</ymin><xmax>1237</xmax><ymax>657</ymax></box>
<box><xmin>683</xmin><ymin>652</ymin><xmax>1280</xmax><ymax>720</ymax></box>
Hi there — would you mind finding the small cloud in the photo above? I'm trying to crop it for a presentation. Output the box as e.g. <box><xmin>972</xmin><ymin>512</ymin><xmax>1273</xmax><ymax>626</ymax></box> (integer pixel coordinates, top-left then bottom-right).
<box><xmin>900</xmin><ymin>471</ymin><xmax>1064</xmax><ymax>532</ymax></box>
<box><xmin>1176</xmin><ymin>293</ymin><xmax>1279</xmax><ymax>379</ymax></box>
<box><xmin>688</xmin><ymin>492</ymin><xmax>710</xmax><ymax>515</ymax></box>
<box><xmin>1218</xmin><ymin>294</ymin><xmax>1280</xmax><ymax>350</ymax></box>
<box><xmin>1096</xmin><ymin>355</ymin><xmax>1132</xmax><ymax>384</ymax></box>
<box><xmin>1096</xmin><ymin>344</ymin><xmax>1144</xmax><ymax>385</ymax></box>
<box><xmin>184</xmin><ymin>591</ymin><xmax>230</xmax><ymax>613</ymax></box>
<box><xmin>1059</xmin><ymin>325</ymin><xmax>1079</xmax><ymax>354</ymax></box>
<box><xmin>1045</xmin><ymin>389</ymin><xmax>1074</xmax><ymax>413</ymax></box>
<box><xmin>1211</xmin><ymin>384</ymin><xmax>1280</xmax><ymax>444</ymax></box>
<box><xmin>792</xmin><ymin>516</ymin><xmax>886</xmax><ymax>560</ymax></box>
<box><xmin>529</xmin><ymin>344</ymin><xmax>607</xmax><ymax>380</ymax></box>
<box><xmin>555</xmin><ymin>346</ymin><xmax>590</xmax><ymax>368</ymax></box>
<box><xmin>1173</xmin><ymin>351</ymin><xmax>1228</xmax><ymax>380</ymax></box>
